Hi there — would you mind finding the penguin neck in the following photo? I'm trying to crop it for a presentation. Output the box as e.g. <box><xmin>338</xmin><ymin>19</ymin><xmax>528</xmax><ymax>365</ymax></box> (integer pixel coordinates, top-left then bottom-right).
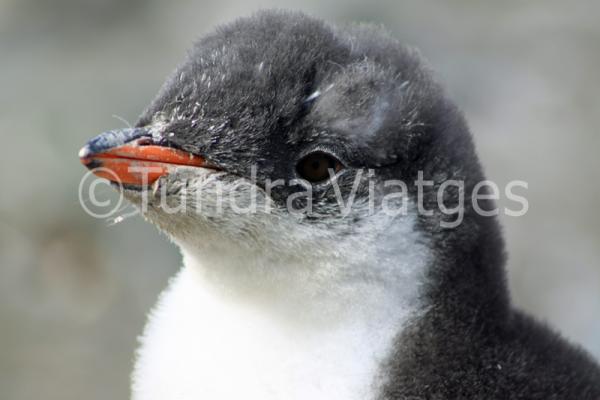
<box><xmin>178</xmin><ymin>243</ymin><xmax>427</xmax><ymax>332</ymax></box>
<box><xmin>424</xmin><ymin>214</ymin><xmax>510</xmax><ymax>326</ymax></box>
<box><xmin>135</xmin><ymin>211</ymin><xmax>434</xmax><ymax>399</ymax></box>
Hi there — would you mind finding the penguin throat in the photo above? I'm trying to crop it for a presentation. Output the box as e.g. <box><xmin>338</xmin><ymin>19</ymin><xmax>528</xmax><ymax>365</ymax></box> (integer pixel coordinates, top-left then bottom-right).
<box><xmin>132</xmin><ymin>212</ymin><xmax>433</xmax><ymax>400</ymax></box>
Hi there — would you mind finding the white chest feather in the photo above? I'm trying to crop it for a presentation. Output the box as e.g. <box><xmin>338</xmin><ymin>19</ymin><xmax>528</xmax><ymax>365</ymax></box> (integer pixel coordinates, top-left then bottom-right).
<box><xmin>131</xmin><ymin>204</ymin><xmax>431</xmax><ymax>400</ymax></box>
<box><xmin>131</xmin><ymin>266</ymin><xmax>420</xmax><ymax>400</ymax></box>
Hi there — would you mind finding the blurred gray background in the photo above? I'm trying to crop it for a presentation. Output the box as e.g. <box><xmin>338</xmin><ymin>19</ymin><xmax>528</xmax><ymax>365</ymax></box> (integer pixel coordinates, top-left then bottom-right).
<box><xmin>1</xmin><ymin>0</ymin><xmax>599</xmax><ymax>399</ymax></box>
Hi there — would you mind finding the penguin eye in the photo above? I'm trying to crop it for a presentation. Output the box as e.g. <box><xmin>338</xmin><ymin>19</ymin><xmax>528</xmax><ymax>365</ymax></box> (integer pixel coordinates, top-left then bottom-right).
<box><xmin>296</xmin><ymin>151</ymin><xmax>343</xmax><ymax>183</ymax></box>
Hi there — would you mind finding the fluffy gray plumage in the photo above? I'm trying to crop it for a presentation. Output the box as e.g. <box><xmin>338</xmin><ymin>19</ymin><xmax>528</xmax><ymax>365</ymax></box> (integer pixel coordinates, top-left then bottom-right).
<box><xmin>129</xmin><ymin>10</ymin><xmax>600</xmax><ymax>399</ymax></box>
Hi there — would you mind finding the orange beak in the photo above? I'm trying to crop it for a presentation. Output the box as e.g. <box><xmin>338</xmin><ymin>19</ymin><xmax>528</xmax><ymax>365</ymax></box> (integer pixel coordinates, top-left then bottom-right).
<box><xmin>79</xmin><ymin>128</ymin><xmax>213</xmax><ymax>186</ymax></box>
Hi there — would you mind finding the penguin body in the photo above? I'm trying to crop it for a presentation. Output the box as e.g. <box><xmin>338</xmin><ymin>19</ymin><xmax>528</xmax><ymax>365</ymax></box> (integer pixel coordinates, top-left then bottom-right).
<box><xmin>80</xmin><ymin>10</ymin><xmax>600</xmax><ymax>400</ymax></box>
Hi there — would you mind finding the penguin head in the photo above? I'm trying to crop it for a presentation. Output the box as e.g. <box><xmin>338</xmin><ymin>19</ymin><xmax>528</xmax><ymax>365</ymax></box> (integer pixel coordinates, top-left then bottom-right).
<box><xmin>80</xmin><ymin>11</ymin><xmax>499</xmax><ymax>300</ymax></box>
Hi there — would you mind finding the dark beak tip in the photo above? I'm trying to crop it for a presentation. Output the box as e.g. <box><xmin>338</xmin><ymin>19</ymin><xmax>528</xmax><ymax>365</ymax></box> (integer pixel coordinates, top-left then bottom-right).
<box><xmin>82</xmin><ymin>159</ymin><xmax>102</xmax><ymax>170</ymax></box>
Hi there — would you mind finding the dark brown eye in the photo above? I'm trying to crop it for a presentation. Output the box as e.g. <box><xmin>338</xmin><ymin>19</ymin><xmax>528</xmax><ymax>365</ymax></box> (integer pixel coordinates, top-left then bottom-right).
<box><xmin>296</xmin><ymin>152</ymin><xmax>343</xmax><ymax>183</ymax></box>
